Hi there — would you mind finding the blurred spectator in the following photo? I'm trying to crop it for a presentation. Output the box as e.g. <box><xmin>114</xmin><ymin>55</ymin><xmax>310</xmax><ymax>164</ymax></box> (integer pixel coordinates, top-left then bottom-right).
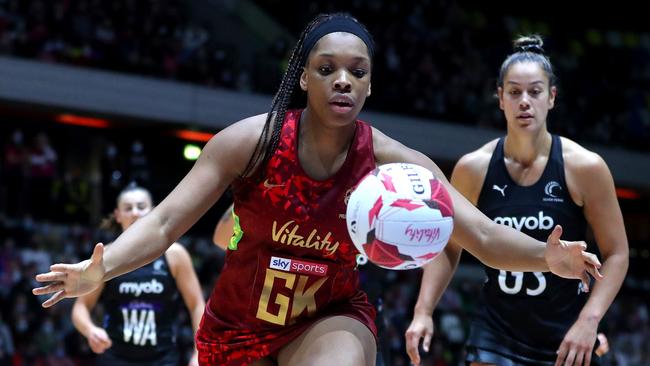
<box><xmin>128</xmin><ymin>139</ymin><xmax>150</xmax><ymax>185</ymax></box>
<box><xmin>0</xmin><ymin>313</ymin><xmax>14</xmax><ymax>365</ymax></box>
<box><xmin>2</xmin><ymin>129</ymin><xmax>29</xmax><ymax>217</ymax></box>
<box><xmin>53</xmin><ymin>165</ymin><xmax>91</xmax><ymax>224</ymax></box>
<box><xmin>0</xmin><ymin>1</ymin><xmax>648</xmax><ymax>150</ymax></box>
<box><xmin>28</xmin><ymin>132</ymin><xmax>57</xmax><ymax>219</ymax></box>
<box><xmin>101</xmin><ymin>141</ymin><xmax>125</xmax><ymax>212</ymax></box>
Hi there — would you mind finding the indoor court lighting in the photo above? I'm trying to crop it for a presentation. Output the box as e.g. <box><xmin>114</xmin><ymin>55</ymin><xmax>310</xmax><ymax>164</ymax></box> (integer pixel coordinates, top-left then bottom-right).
<box><xmin>183</xmin><ymin>144</ymin><xmax>202</xmax><ymax>160</ymax></box>
<box><xmin>56</xmin><ymin>114</ymin><xmax>110</xmax><ymax>128</ymax></box>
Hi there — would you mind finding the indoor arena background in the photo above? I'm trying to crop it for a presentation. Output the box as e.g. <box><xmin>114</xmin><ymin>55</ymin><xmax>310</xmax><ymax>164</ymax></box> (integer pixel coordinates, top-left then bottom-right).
<box><xmin>0</xmin><ymin>1</ymin><xmax>648</xmax><ymax>365</ymax></box>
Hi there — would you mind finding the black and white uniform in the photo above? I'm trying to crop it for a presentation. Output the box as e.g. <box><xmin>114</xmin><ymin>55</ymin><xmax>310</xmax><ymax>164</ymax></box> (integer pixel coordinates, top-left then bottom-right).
<box><xmin>465</xmin><ymin>135</ymin><xmax>597</xmax><ymax>365</ymax></box>
<box><xmin>99</xmin><ymin>255</ymin><xmax>181</xmax><ymax>366</ymax></box>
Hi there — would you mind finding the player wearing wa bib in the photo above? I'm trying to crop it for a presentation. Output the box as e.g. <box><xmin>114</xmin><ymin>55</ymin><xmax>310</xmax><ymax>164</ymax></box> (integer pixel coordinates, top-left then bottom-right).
<box><xmin>466</xmin><ymin>135</ymin><xmax>589</xmax><ymax>365</ymax></box>
<box><xmin>196</xmin><ymin>109</ymin><xmax>377</xmax><ymax>365</ymax></box>
<box><xmin>100</xmin><ymin>255</ymin><xmax>180</xmax><ymax>365</ymax></box>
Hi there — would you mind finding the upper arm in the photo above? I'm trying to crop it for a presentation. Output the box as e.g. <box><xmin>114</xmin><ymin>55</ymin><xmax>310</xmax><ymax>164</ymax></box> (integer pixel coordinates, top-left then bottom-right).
<box><xmin>153</xmin><ymin>114</ymin><xmax>266</xmax><ymax>242</ymax></box>
<box><xmin>446</xmin><ymin>145</ymin><xmax>493</xmax><ymax>253</ymax></box>
<box><xmin>166</xmin><ymin>244</ymin><xmax>205</xmax><ymax>310</ymax></box>
<box><xmin>567</xmin><ymin>147</ymin><xmax>629</xmax><ymax>259</ymax></box>
<box><xmin>373</xmin><ymin>129</ymin><xmax>495</xmax><ymax>258</ymax></box>
<box><xmin>213</xmin><ymin>204</ymin><xmax>234</xmax><ymax>250</ymax></box>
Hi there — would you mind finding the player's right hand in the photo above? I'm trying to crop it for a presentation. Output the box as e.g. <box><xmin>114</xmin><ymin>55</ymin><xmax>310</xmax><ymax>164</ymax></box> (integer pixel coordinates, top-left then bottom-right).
<box><xmin>405</xmin><ymin>311</ymin><xmax>434</xmax><ymax>366</ymax></box>
<box><xmin>32</xmin><ymin>243</ymin><xmax>106</xmax><ymax>308</ymax></box>
<box><xmin>544</xmin><ymin>225</ymin><xmax>603</xmax><ymax>290</ymax></box>
<box><xmin>88</xmin><ymin>326</ymin><xmax>112</xmax><ymax>354</ymax></box>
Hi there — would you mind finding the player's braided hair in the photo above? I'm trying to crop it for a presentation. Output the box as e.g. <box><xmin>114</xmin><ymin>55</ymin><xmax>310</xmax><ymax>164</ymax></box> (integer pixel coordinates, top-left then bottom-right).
<box><xmin>498</xmin><ymin>34</ymin><xmax>557</xmax><ymax>88</ymax></box>
<box><xmin>241</xmin><ymin>13</ymin><xmax>371</xmax><ymax>180</ymax></box>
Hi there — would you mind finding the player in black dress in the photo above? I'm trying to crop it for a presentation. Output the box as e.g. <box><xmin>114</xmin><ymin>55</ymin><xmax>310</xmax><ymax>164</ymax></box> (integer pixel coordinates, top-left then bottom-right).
<box><xmin>71</xmin><ymin>184</ymin><xmax>205</xmax><ymax>366</ymax></box>
<box><xmin>406</xmin><ymin>35</ymin><xmax>628</xmax><ymax>366</ymax></box>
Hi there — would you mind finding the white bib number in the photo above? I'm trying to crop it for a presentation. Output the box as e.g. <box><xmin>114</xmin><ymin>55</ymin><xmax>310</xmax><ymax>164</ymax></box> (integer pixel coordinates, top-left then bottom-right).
<box><xmin>497</xmin><ymin>270</ymin><xmax>546</xmax><ymax>296</ymax></box>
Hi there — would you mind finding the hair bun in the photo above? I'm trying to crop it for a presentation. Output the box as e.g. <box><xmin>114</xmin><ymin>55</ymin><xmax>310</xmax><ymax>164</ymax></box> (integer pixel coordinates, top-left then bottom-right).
<box><xmin>513</xmin><ymin>35</ymin><xmax>545</xmax><ymax>54</ymax></box>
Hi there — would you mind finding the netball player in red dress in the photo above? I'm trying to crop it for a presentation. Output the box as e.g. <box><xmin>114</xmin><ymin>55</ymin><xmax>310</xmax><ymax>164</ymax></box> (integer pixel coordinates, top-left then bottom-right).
<box><xmin>34</xmin><ymin>13</ymin><xmax>602</xmax><ymax>366</ymax></box>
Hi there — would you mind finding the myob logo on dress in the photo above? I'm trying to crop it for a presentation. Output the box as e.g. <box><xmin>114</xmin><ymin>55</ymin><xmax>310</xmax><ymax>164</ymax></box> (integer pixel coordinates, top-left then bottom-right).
<box><xmin>493</xmin><ymin>211</ymin><xmax>554</xmax><ymax>231</ymax></box>
<box><xmin>119</xmin><ymin>279</ymin><xmax>165</xmax><ymax>297</ymax></box>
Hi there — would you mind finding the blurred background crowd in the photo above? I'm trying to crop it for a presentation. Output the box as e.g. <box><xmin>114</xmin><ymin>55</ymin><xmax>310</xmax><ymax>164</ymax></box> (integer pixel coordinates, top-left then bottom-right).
<box><xmin>0</xmin><ymin>1</ymin><xmax>649</xmax><ymax>365</ymax></box>
<box><xmin>2</xmin><ymin>0</ymin><xmax>649</xmax><ymax>149</ymax></box>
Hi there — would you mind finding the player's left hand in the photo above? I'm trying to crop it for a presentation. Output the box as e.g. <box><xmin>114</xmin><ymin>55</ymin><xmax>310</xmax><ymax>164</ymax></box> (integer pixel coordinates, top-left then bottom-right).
<box><xmin>545</xmin><ymin>225</ymin><xmax>603</xmax><ymax>290</ymax></box>
<box><xmin>555</xmin><ymin>317</ymin><xmax>598</xmax><ymax>366</ymax></box>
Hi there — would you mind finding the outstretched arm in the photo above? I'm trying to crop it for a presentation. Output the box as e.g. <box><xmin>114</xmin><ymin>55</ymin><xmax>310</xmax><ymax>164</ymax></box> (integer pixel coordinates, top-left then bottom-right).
<box><xmin>167</xmin><ymin>243</ymin><xmax>205</xmax><ymax>366</ymax></box>
<box><xmin>33</xmin><ymin>114</ymin><xmax>266</xmax><ymax>307</ymax></box>
<box><xmin>372</xmin><ymin>129</ymin><xmax>601</xmax><ymax>278</ymax></box>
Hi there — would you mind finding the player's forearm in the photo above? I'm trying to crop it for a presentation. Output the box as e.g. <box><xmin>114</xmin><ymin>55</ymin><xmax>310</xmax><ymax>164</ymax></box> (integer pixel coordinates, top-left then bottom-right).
<box><xmin>480</xmin><ymin>222</ymin><xmax>548</xmax><ymax>272</ymax></box>
<box><xmin>189</xmin><ymin>302</ymin><xmax>204</xmax><ymax>356</ymax></box>
<box><xmin>578</xmin><ymin>252</ymin><xmax>628</xmax><ymax>322</ymax></box>
<box><xmin>72</xmin><ymin>302</ymin><xmax>96</xmax><ymax>338</ymax></box>
<box><xmin>103</xmin><ymin>212</ymin><xmax>175</xmax><ymax>281</ymax></box>
<box><xmin>191</xmin><ymin>303</ymin><xmax>204</xmax><ymax>336</ymax></box>
<box><xmin>413</xmin><ymin>243</ymin><xmax>462</xmax><ymax>315</ymax></box>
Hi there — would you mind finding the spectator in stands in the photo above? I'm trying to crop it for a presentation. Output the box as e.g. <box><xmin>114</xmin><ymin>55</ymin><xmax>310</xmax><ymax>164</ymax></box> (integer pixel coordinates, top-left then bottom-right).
<box><xmin>2</xmin><ymin>129</ymin><xmax>29</xmax><ymax>217</ymax></box>
<box><xmin>28</xmin><ymin>132</ymin><xmax>57</xmax><ymax>219</ymax></box>
<box><xmin>0</xmin><ymin>313</ymin><xmax>14</xmax><ymax>365</ymax></box>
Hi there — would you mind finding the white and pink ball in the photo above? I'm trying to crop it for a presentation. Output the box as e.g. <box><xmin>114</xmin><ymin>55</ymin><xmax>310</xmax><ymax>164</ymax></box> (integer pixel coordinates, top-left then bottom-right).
<box><xmin>346</xmin><ymin>163</ymin><xmax>454</xmax><ymax>270</ymax></box>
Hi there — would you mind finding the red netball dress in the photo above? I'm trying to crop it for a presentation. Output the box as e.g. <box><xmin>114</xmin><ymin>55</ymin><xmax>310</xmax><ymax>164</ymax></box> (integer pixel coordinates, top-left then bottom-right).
<box><xmin>196</xmin><ymin>109</ymin><xmax>377</xmax><ymax>365</ymax></box>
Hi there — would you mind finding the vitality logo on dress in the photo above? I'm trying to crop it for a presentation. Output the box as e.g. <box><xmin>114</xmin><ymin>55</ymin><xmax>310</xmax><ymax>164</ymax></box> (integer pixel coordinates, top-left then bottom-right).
<box><xmin>271</xmin><ymin>220</ymin><xmax>340</xmax><ymax>256</ymax></box>
<box><xmin>269</xmin><ymin>256</ymin><xmax>328</xmax><ymax>276</ymax></box>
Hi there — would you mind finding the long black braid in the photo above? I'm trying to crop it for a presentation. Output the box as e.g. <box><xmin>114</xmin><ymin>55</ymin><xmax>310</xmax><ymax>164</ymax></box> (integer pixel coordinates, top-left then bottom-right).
<box><xmin>241</xmin><ymin>13</ymin><xmax>370</xmax><ymax>180</ymax></box>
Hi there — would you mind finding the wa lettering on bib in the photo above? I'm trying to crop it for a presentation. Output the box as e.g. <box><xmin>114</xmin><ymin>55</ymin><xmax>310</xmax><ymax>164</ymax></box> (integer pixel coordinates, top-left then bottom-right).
<box><xmin>122</xmin><ymin>306</ymin><xmax>157</xmax><ymax>346</ymax></box>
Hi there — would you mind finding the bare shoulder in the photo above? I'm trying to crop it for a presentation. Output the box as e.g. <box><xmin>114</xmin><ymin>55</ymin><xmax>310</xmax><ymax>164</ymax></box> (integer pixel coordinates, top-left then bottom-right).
<box><xmin>560</xmin><ymin>137</ymin><xmax>613</xmax><ymax>206</ymax></box>
<box><xmin>370</xmin><ymin>126</ymin><xmax>453</xmax><ymax>181</ymax></box>
<box><xmin>371</xmin><ymin>127</ymin><xmax>419</xmax><ymax>163</ymax></box>
<box><xmin>165</xmin><ymin>242</ymin><xmax>192</xmax><ymax>274</ymax></box>
<box><xmin>454</xmin><ymin>139</ymin><xmax>498</xmax><ymax>180</ymax></box>
<box><xmin>451</xmin><ymin>139</ymin><xmax>498</xmax><ymax>202</ymax></box>
<box><xmin>200</xmin><ymin>113</ymin><xmax>268</xmax><ymax>179</ymax></box>
<box><xmin>166</xmin><ymin>242</ymin><xmax>190</xmax><ymax>256</ymax></box>
<box><xmin>560</xmin><ymin>136</ymin><xmax>608</xmax><ymax>173</ymax></box>
<box><xmin>371</xmin><ymin>127</ymin><xmax>397</xmax><ymax>154</ymax></box>
<box><xmin>212</xmin><ymin>113</ymin><xmax>267</xmax><ymax>146</ymax></box>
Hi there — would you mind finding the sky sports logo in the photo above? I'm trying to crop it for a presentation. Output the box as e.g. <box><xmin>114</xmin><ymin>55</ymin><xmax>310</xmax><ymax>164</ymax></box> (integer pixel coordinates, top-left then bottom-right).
<box><xmin>269</xmin><ymin>256</ymin><xmax>328</xmax><ymax>277</ymax></box>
